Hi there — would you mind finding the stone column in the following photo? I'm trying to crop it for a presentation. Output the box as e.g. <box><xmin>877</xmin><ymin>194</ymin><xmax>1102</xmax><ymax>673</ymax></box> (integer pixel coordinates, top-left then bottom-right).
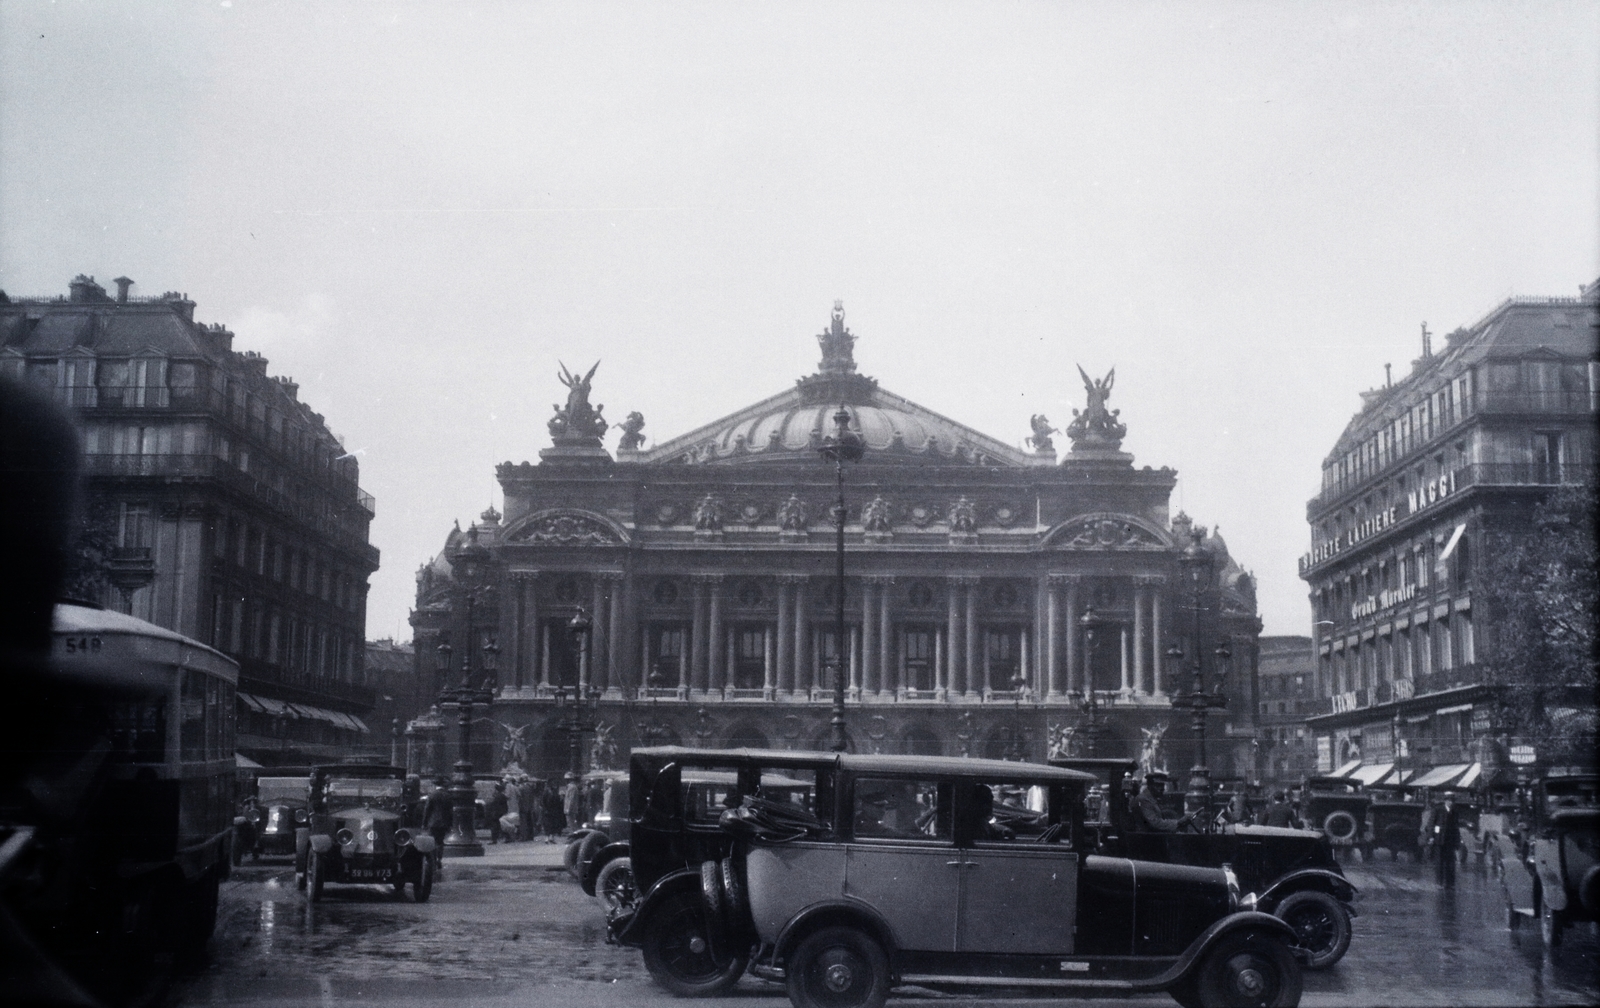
<box><xmin>861</xmin><ymin>580</ymin><xmax>877</xmax><ymax>695</ymax></box>
<box><xmin>707</xmin><ymin>575</ymin><xmax>723</xmax><ymax>693</ymax></box>
<box><xmin>1119</xmin><ymin>623</ymin><xmax>1131</xmax><ymax>697</ymax></box>
<box><xmin>586</xmin><ymin>578</ymin><xmax>608</xmax><ymax>690</ymax></box>
<box><xmin>1046</xmin><ymin>575</ymin><xmax>1064</xmax><ymax>696</ymax></box>
<box><xmin>1151</xmin><ymin>579</ymin><xmax>1166</xmax><ymax>698</ymax></box>
<box><xmin>934</xmin><ymin>625</ymin><xmax>945</xmax><ymax>697</ymax></box>
<box><xmin>1064</xmin><ymin>576</ymin><xmax>1081</xmax><ymax>694</ymax></box>
<box><xmin>849</xmin><ymin>625</ymin><xmax>861</xmax><ymax>694</ymax></box>
<box><xmin>514</xmin><ymin>572</ymin><xmax>539</xmax><ymax>690</ymax></box>
<box><xmin>946</xmin><ymin>580</ymin><xmax>962</xmax><ymax>696</ymax></box>
<box><xmin>792</xmin><ymin>577</ymin><xmax>809</xmax><ymax>698</ymax></box>
<box><xmin>964</xmin><ymin>578</ymin><xmax>979</xmax><ymax>698</ymax></box>
<box><xmin>689</xmin><ymin>577</ymin><xmax>708</xmax><ymax>693</ymax></box>
<box><xmin>607</xmin><ymin>573</ymin><xmax>624</xmax><ymax>694</ymax></box>
<box><xmin>776</xmin><ymin>579</ymin><xmax>793</xmax><ymax>694</ymax></box>
<box><xmin>763</xmin><ymin>625</ymin><xmax>775</xmax><ymax>699</ymax></box>
<box><xmin>877</xmin><ymin>577</ymin><xmax>894</xmax><ymax>697</ymax></box>
<box><xmin>1133</xmin><ymin>581</ymin><xmax>1147</xmax><ymax>695</ymax></box>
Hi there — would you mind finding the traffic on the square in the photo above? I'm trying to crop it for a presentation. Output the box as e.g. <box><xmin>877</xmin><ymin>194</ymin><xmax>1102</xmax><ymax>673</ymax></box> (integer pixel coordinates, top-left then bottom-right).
<box><xmin>3</xmin><ymin>6</ymin><xmax>1597</xmax><ymax>1008</ymax></box>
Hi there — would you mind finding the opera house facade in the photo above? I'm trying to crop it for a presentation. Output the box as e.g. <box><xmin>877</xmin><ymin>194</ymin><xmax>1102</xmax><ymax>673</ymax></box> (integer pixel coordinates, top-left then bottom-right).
<box><xmin>409</xmin><ymin>304</ymin><xmax>1261</xmax><ymax>780</ymax></box>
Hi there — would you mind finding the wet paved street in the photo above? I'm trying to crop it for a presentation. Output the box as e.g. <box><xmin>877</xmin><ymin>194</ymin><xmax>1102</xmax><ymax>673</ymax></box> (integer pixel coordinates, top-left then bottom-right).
<box><xmin>174</xmin><ymin>846</ymin><xmax>1598</xmax><ymax>1007</ymax></box>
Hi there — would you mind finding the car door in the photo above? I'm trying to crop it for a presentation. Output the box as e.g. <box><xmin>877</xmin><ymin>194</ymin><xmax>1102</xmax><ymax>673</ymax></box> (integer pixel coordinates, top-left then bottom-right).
<box><xmin>844</xmin><ymin>776</ymin><xmax>961</xmax><ymax>952</ymax></box>
<box><xmin>958</xmin><ymin>845</ymin><xmax>1078</xmax><ymax>954</ymax></box>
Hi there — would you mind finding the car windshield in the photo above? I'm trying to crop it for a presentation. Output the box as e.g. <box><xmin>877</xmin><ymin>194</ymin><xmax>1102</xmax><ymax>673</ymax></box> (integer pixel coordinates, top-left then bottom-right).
<box><xmin>256</xmin><ymin>778</ymin><xmax>306</xmax><ymax>804</ymax></box>
<box><xmin>326</xmin><ymin>777</ymin><xmax>404</xmax><ymax>808</ymax></box>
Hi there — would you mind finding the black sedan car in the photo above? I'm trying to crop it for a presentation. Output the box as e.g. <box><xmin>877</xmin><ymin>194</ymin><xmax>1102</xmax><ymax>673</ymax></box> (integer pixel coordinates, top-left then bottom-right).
<box><xmin>294</xmin><ymin>765</ymin><xmax>437</xmax><ymax>902</ymax></box>
<box><xmin>236</xmin><ymin>770</ymin><xmax>312</xmax><ymax>861</ymax></box>
<box><xmin>612</xmin><ymin>748</ymin><xmax>1305</xmax><ymax>1008</ymax></box>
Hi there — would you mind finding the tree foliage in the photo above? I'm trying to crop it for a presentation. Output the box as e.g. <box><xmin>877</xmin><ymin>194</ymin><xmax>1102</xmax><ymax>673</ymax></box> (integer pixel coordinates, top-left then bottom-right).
<box><xmin>59</xmin><ymin>497</ymin><xmax>117</xmax><ymax>605</ymax></box>
<box><xmin>1480</xmin><ymin>484</ymin><xmax>1597</xmax><ymax>766</ymax></box>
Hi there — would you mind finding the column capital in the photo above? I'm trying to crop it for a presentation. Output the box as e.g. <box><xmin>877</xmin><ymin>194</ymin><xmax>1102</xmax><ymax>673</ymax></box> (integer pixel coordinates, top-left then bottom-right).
<box><xmin>776</xmin><ymin>573</ymin><xmax>810</xmax><ymax>585</ymax></box>
<box><xmin>948</xmin><ymin>574</ymin><xmax>982</xmax><ymax>586</ymax></box>
<box><xmin>689</xmin><ymin>572</ymin><xmax>725</xmax><ymax>585</ymax></box>
<box><xmin>1046</xmin><ymin>573</ymin><xmax>1076</xmax><ymax>588</ymax></box>
<box><xmin>1134</xmin><ymin>574</ymin><xmax>1167</xmax><ymax>587</ymax></box>
<box><xmin>596</xmin><ymin>570</ymin><xmax>627</xmax><ymax>583</ymax></box>
<box><xmin>864</xmin><ymin>574</ymin><xmax>896</xmax><ymax>586</ymax></box>
<box><xmin>508</xmin><ymin>569</ymin><xmax>541</xmax><ymax>583</ymax></box>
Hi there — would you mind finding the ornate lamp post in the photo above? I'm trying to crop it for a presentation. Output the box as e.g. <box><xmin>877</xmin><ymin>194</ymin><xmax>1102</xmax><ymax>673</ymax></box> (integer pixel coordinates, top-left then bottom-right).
<box><xmin>437</xmin><ymin>529</ymin><xmax>496</xmax><ymax>857</ymax></box>
<box><xmin>1167</xmin><ymin>528</ymin><xmax>1229</xmax><ymax>829</ymax></box>
<box><xmin>819</xmin><ymin>406</ymin><xmax>864</xmax><ymax>752</ymax></box>
<box><xmin>1077</xmin><ymin>607</ymin><xmax>1110</xmax><ymax>756</ymax></box>
<box><xmin>559</xmin><ymin>609</ymin><xmax>603</xmax><ymax>780</ymax></box>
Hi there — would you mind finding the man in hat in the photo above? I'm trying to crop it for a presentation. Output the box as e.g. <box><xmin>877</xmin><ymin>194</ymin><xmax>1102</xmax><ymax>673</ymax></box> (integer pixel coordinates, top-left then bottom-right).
<box><xmin>1132</xmin><ymin>770</ymin><xmax>1193</xmax><ymax>833</ymax></box>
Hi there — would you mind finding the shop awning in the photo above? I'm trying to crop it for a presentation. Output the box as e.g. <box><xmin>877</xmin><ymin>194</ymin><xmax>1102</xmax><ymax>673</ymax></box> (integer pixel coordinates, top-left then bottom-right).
<box><xmin>348</xmin><ymin>715</ymin><xmax>370</xmax><ymax>733</ymax></box>
<box><xmin>1333</xmin><ymin>759</ymin><xmax>1363</xmax><ymax>778</ymax></box>
<box><xmin>237</xmin><ymin>692</ymin><xmax>268</xmax><ymax>713</ymax></box>
<box><xmin>1350</xmin><ymin>763</ymin><xmax>1395</xmax><ymax>785</ymax></box>
<box><xmin>1409</xmin><ymin>763</ymin><xmax>1472</xmax><ymax>788</ymax></box>
<box><xmin>1454</xmin><ymin>763</ymin><xmax>1482</xmax><ymax>789</ymax></box>
<box><xmin>235</xmin><ymin>752</ymin><xmax>263</xmax><ymax>768</ymax></box>
<box><xmin>253</xmin><ymin>696</ymin><xmax>293</xmax><ymax>716</ymax></box>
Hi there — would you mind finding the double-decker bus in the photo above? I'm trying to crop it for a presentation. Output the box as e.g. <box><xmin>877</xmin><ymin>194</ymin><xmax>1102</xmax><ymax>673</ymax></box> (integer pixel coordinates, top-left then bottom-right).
<box><xmin>3</xmin><ymin>602</ymin><xmax>237</xmax><ymax>1005</ymax></box>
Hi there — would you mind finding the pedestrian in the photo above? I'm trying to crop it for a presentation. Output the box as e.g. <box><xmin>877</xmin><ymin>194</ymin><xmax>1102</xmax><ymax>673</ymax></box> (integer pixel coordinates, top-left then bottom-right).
<box><xmin>562</xmin><ymin>771</ymin><xmax>583</xmax><ymax>836</ymax></box>
<box><xmin>1131</xmin><ymin>771</ymin><xmax>1193</xmax><ymax>833</ymax></box>
<box><xmin>542</xmin><ymin>780</ymin><xmax>566</xmax><ymax>842</ymax></box>
<box><xmin>517</xmin><ymin>779</ymin><xmax>537</xmax><ymax>842</ymax></box>
<box><xmin>503</xmin><ymin>777</ymin><xmax>522</xmax><ymax>843</ymax></box>
<box><xmin>486</xmin><ymin>782</ymin><xmax>508</xmax><ymax>844</ymax></box>
<box><xmin>1435</xmin><ymin>797</ymin><xmax>1461</xmax><ymax>889</ymax></box>
<box><xmin>424</xmin><ymin>782</ymin><xmax>451</xmax><ymax>870</ymax></box>
<box><xmin>1263</xmin><ymin>791</ymin><xmax>1298</xmax><ymax>828</ymax></box>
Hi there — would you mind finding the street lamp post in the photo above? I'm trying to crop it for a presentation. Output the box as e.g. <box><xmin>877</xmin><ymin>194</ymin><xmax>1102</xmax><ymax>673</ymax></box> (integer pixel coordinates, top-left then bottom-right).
<box><xmin>1078</xmin><ymin>607</ymin><xmax>1109</xmax><ymax>757</ymax></box>
<box><xmin>560</xmin><ymin>609</ymin><xmax>602</xmax><ymax>780</ymax></box>
<box><xmin>437</xmin><ymin>639</ymin><xmax>488</xmax><ymax>857</ymax></box>
<box><xmin>819</xmin><ymin>406</ymin><xmax>864</xmax><ymax>752</ymax></box>
<box><xmin>1167</xmin><ymin>528</ymin><xmax>1229</xmax><ymax>829</ymax></box>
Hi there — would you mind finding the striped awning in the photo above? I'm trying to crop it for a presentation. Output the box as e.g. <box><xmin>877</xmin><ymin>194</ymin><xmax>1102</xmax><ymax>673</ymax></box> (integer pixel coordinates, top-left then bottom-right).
<box><xmin>1350</xmin><ymin>763</ymin><xmax>1395</xmax><ymax>786</ymax></box>
<box><xmin>1454</xmin><ymin>763</ymin><xmax>1482</xmax><ymax>789</ymax></box>
<box><xmin>1409</xmin><ymin>763</ymin><xmax>1472</xmax><ymax>788</ymax></box>
<box><xmin>1333</xmin><ymin>759</ymin><xmax>1363</xmax><ymax>778</ymax></box>
<box><xmin>237</xmin><ymin>693</ymin><xmax>268</xmax><ymax>713</ymax></box>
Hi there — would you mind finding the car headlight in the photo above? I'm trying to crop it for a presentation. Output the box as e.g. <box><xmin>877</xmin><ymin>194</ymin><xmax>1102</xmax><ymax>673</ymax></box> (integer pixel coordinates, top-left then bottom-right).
<box><xmin>1222</xmin><ymin>865</ymin><xmax>1241</xmax><ymax>911</ymax></box>
<box><xmin>336</xmin><ymin>829</ymin><xmax>355</xmax><ymax>846</ymax></box>
<box><xmin>294</xmin><ymin>808</ymin><xmax>309</xmax><ymax>824</ymax></box>
<box><xmin>395</xmin><ymin>829</ymin><xmax>413</xmax><ymax>846</ymax></box>
<box><xmin>247</xmin><ymin>810</ymin><xmax>263</xmax><ymax>823</ymax></box>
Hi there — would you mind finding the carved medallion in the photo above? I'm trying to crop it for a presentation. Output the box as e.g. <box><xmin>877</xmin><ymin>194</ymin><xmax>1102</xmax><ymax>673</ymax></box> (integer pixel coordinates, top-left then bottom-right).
<box><xmin>908</xmin><ymin>503</ymin><xmax>935</xmax><ymax>527</ymax></box>
<box><xmin>508</xmin><ymin>512</ymin><xmax>623</xmax><ymax>546</ymax></box>
<box><xmin>1055</xmin><ymin>515</ymin><xmax>1164</xmax><ymax>550</ymax></box>
<box><xmin>993</xmin><ymin>504</ymin><xmax>1018</xmax><ymax>527</ymax></box>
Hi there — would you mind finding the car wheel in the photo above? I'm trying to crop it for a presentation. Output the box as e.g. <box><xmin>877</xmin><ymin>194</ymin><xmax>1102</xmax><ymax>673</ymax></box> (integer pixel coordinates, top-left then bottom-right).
<box><xmin>563</xmin><ymin>836</ymin><xmax>584</xmax><ymax>878</ymax></box>
<box><xmin>413</xmin><ymin>857</ymin><xmax>434</xmax><ymax>903</ymax></box>
<box><xmin>1274</xmin><ymin>890</ymin><xmax>1351</xmax><ymax>970</ymax></box>
<box><xmin>576</xmin><ymin>831</ymin><xmax>609</xmax><ymax>878</ymax></box>
<box><xmin>640</xmin><ymin>891</ymin><xmax>747</xmax><ymax>996</ymax></box>
<box><xmin>1322</xmin><ymin>811</ymin><xmax>1358</xmax><ymax>844</ymax></box>
<box><xmin>787</xmin><ymin>925</ymin><xmax>890</xmax><ymax>1008</ymax></box>
<box><xmin>308</xmin><ymin>851</ymin><xmax>325</xmax><ymax>903</ymax></box>
<box><xmin>1540</xmin><ymin>900</ymin><xmax>1563</xmax><ymax>947</ymax></box>
<box><xmin>1194</xmin><ymin>931</ymin><xmax>1301</xmax><ymax>1008</ymax></box>
<box><xmin>596</xmin><ymin>857</ymin><xmax>636</xmax><ymax>913</ymax></box>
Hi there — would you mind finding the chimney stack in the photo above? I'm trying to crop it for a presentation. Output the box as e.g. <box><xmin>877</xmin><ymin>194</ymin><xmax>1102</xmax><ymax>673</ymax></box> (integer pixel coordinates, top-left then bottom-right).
<box><xmin>1384</xmin><ymin>363</ymin><xmax>1392</xmax><ymax>387</ymax></box>
<box><xmin>113</xmin><ymin>276</ymin><xmax>133</xmax><ymax>302</ymax></box>
<box><xmin>1420</xmin><ymin>322</ymin><xmax>1432</xmax><ymax>358</ymax></box>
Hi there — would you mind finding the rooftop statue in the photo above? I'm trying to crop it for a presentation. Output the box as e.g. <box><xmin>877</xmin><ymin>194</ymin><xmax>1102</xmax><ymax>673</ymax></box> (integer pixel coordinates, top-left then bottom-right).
<box><xmin>1027</xmin><ymin>414</ymin><xmax>1057</xmax><ymax>452</ymax></box>
<box><xmin>618</xmin><ymin>411</ymin><xmax>646</xmax><ymax>451</ymax></box>
<box><xmin>548</xmin><ymin>360</ymin><xmax>609</xmax><ymax>443</ymax></box>
<box><xmin>1065</xmin><ymin>365</ymin><xmax>1127</xmax><ymax>453</ymax></box>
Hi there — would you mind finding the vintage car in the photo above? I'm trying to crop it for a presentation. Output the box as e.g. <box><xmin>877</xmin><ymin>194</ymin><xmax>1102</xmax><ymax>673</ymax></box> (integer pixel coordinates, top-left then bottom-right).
<box><xmin>1361</xmin><ymin>783</ymin><xmax>1424</xmax><ymax>862</ymax></box>
<box><xmin>1055</xmin><ymin>759</ymin><xmax>1354</xmax><ymax>970</ymax></box>
<box><xmin>565</xmin><ymin>769</ymin><xmax>631</xmax><ymax>880</ymax></box>
<box><xmin>612</xmin><ymin>749</ymin><xmax>1305</xmax><ymax>1008</ymax></box>
<box><xmin>1297</xmin><ymin>776</ymin><xmax>1370</xmax><ymax>850</ymax></box>
<box><xmin>581</xmin><ymin>758</ymin><xmax>823</xmax><ymax>912</ymax></box>
<box><xmin>294</xmin><ymin>764</ymin><xmax>437</xmax><ymax>902</ymax></box>
<box><xmin>235</xmin><ymin>769</ymin><xmax>313</xmax><ymax>861</ymax></box>
<box><xmin>1503</xmin><ymin>773</ymin><xmax>1599</xmax><ymax>946</ymax></box>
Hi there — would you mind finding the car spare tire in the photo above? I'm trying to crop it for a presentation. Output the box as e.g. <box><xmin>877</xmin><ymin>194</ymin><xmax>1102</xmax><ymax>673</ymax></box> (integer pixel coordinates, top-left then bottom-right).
<box><xmin>1323</xmin><ymin>810</ymin><xmax>1359</xmax><ymax>843</ymax></box>
<box><xmin>1274</xmin><ymin>889</ymin><xmax>1351</xmax><ymax>970</ymax></box>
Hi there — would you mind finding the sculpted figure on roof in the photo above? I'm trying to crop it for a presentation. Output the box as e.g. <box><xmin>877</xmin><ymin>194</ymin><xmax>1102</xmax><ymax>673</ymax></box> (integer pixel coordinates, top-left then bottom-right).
<box><xmin>548</xmin><ymin>360</ymin><xmax>609</xmax><ymax>442</ymax></box>
<box><xmin>1066</xmin><ymin>365</ymin><xmax>1127</xmax><ymax>452</ymax></box>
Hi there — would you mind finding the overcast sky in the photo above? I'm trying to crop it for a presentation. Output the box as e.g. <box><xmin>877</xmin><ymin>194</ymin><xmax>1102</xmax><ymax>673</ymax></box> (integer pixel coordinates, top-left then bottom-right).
<box><xmin>3</xmin><ymin>0</ymin><xmax>1596</xmax><ymax>642</ymax></box>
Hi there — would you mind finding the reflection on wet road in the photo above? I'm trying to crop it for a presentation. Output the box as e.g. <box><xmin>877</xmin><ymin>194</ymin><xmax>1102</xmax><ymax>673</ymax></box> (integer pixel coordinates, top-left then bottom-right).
<box><xmin>176</xmin><ymin>852</ymin><xmax>1598</xmax><ymax>1007</ymax></box>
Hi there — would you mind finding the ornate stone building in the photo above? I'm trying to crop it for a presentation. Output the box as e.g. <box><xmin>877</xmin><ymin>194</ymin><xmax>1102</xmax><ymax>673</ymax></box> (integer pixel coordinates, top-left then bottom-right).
<box><xmin>1</xmin><ymin>276</ymin><xmax>379</xmax><ymax>765</ymax></box>
<box><xmin>411</xmin><ymin>304</ymin><xmax>1261</xmax><ymax>779</ymax></box>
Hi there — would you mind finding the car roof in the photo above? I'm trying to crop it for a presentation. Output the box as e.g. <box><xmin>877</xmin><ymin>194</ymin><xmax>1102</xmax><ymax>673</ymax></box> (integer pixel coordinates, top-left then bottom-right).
<box><xmin>312</xmin><ymin>764</ymin><xmax>406</xmax><ymax>779</ymax></box>
<box><xmin>631</xmin><ymin>747</ymin><xmax>1094</xmax><ymax>783</ymax></box>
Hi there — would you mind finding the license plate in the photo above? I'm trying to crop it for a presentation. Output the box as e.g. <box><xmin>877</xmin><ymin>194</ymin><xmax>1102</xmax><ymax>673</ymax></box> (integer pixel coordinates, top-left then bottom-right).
<box><xmin>348</xmin><ymin>868</ymin><xmax>389</xmax><ymax>880</ymax></box>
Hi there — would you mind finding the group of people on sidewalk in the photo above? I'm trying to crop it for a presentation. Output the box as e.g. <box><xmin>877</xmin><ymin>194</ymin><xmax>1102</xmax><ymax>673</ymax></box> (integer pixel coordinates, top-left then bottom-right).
<box><xmin>418</xmin><ymin>771</ymin><xmax>584</xmax><ymax>854</ymax></box>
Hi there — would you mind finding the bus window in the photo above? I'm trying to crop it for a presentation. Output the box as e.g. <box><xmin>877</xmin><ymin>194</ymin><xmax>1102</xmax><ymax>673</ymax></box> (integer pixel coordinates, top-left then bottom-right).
<box><xmin>181</xmin><ymin>669</ymin><xmax>206</xmax><ymax>761</ymax></box>
<box><xmin>112</xmin><ymin>697</ymin><xmax>166</xmax><ymax>763</ymax></box>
